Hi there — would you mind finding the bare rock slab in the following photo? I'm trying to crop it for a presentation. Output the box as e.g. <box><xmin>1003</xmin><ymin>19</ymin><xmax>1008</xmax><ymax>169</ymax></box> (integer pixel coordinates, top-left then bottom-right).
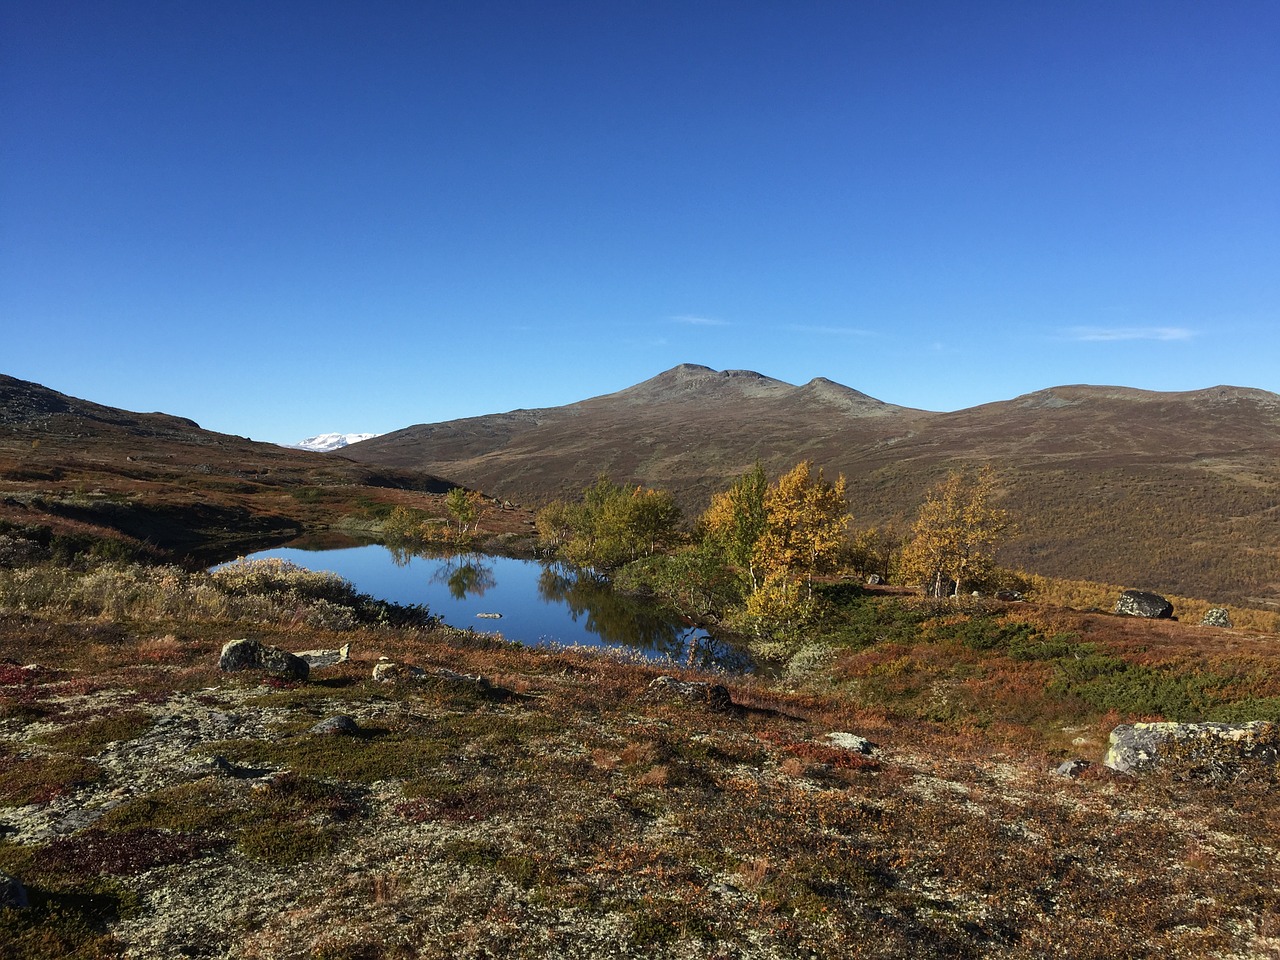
<box><xmin>295</xmin><ymin>643</ymin><xmax>351</xmax><ymax>669</ymax></box>
<box><xmin>219</xmin><ymin>639</ymin><xmax>310</xmax><ymax>681</ymax></box>
<box><xmin>1104</xmin><ymin>721</ymin><xmax>1280</xmax><ymax>781</ymax></box>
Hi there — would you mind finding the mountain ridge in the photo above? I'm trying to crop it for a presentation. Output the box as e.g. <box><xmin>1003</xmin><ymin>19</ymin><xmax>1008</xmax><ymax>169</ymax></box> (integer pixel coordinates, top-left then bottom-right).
<box><xmin>344</xmin><ymin>365</ymin><xmax>1280</xmax><ymax>605</ymax></box>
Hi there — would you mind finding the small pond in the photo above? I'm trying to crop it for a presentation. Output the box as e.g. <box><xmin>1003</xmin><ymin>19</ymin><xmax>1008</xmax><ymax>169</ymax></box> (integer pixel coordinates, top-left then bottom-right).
<box><xmin>229</xmin><ymin>544</ymin><xmax>751</xmax><ymax>672</ymax></box>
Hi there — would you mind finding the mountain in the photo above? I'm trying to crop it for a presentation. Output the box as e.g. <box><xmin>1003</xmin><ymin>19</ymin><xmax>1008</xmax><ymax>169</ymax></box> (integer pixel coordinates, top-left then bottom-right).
<box><xmin>287</xmin><ymin>433</ymin><xmax>381</xmax><ymax>453</ymax></box>
<box><xmin>0</xmin><ymin>374</ymin><xmax>454</xmax><ymax>559</ymax></box>
<box><xmin>344</xmin><ymin>365</ymin><xmax>1280</xmax><ymax>607</ymax></box>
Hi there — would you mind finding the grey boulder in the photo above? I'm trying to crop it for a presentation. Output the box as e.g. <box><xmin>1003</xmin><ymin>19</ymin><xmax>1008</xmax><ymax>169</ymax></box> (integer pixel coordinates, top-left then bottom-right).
<box><xmin>1114</xmin><ymin>590</ymin><xmax>1174</xmax><ymax>619</ymax></box>
<box><xmin>1201</xmin><ymin>608</ymin><xmax>1233</xmax><ymax>628</ymax></box>
<box><xmin>1104</xmin><ymin>721</ymin><xmax>1279</xmax><ymax>781</ymax></box>
<box><xmin>644</xmin><ymin>676</ymin><xmax>734</xmax><ymax>713</ymax></box>
<box><xmin>218</xmin><ymin>639</ymin><xmax>310</xmax><ymax>681</ymax></box>
<box><xmin>0</xmin><ymin>871</ymin><xmax>28</xmax><ymax>909</ymax></box>
<box><xmin>309</xmin><ymin>715</ymin><xmax>361</xmax><ymax>736</ymax></box>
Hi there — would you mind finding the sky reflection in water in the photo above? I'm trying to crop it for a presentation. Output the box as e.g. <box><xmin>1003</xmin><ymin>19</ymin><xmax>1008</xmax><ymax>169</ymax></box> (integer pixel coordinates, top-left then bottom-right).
<box><xmin>236</xmin><ymin>545</ymin><xmax>750</xmax><ymax>671</ymax></box>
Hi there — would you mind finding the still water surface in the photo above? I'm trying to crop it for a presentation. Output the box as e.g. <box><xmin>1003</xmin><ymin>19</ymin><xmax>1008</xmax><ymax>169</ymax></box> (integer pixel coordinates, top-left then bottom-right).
<box><xmin>235</xmin><ymin>544</ymin><xmax>750</xmax><ymax>671</ymax></box>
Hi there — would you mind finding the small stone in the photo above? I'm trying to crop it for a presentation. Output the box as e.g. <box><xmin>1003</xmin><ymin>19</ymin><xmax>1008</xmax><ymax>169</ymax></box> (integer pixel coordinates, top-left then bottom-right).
<box><xmin>309</xmin><ymin>715</ymin><xmax>360</xmax><ymax>736</ymax></box>
<box><xmin>825</xmin><ymin>732</ymin><xmax>876</xmax><ymax>754</ymax></box>
<box><xmin>295</xmin><ymin>643</ymin><xmax>351</xmax><ymax>669</ymax></box>
<box><xmin>371</xmin><ymin>659</ymin><xmax>424</xmax><ymax>683</ymax></box>
<box><xmin>218</xmin><ymin>639</ymin><xmax>309</xmax><ymax>681</ymax></box>
<box><xmin>0</xmin><ymin>870</ymin><xmax>29</xmax><ymax>909</ymax></box>
<box><xmin>1055</xmin><ymin>759</ymin><xmax>1092</xmax><ymax>778</ymax></box>
<box><xmin>1201</xmin><ymin>608</ymin><xmax>1233</xmax><ymax>628</ymax></box>
<box><xmin>209</xmin><ymin>755</ymin><xmax>238</xmax><ymax>777</ymax></box>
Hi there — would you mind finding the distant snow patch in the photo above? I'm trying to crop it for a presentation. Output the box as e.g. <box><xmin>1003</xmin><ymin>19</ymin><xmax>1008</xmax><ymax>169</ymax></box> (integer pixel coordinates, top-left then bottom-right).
<box><xmin>285</xmin><ymin>433</ymin><xmax>380</xmax><ymax>453</ymax></box>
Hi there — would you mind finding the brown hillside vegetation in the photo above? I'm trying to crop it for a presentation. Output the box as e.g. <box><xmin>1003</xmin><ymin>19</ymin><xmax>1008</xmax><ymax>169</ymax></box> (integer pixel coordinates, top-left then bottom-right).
<box><xmin>0</xmin><ymin>375</ymin><xmax>532</xmax><ymax>563</ymax></box>
<box><xmin>346</xmin><ymin>365</ymin><xmax>1280</xmax><ymax>607</ymax></box>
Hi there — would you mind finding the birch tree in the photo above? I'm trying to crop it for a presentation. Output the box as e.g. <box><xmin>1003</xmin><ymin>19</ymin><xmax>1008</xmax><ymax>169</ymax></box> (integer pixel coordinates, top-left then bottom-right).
<box><xmin>899</xmin><ymin>466</ymin><xmax>1011</xmax><ymax>598</ymax></box>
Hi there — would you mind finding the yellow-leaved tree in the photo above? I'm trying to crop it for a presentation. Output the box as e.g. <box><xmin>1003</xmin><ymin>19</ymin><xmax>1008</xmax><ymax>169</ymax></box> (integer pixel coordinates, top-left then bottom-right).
<box><xmin>899</xmin><ymin>466</ymin><xmax>1012</xmax><ymax>598</ymax></box>
<box><xmin>753</xmin><ymin>460</ymin><xmax>849</xmax><ymax>597</ymax></box>
<box><xmin>701</xmin><ymin>463</ymin><xmax>769</xmax><ymax>591</ymax></box>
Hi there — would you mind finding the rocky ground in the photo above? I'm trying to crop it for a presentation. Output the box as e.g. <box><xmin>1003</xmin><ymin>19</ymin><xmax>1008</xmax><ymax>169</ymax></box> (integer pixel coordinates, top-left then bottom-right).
<box><xmin>4</xmin><ymin>614</ymin><xmax>1280</xmax><ymax>960</ymax></box>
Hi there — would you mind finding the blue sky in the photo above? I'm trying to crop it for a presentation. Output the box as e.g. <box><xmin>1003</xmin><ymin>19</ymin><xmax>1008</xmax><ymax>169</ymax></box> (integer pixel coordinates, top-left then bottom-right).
<box><xmin>3</xmin><ymin>1</ymin><xmax>1277</xmax><ymax>443</ymax></box>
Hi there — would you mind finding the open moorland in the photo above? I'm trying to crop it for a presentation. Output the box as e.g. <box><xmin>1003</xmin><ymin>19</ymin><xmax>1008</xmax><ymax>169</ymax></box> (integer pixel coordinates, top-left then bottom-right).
<box><xmin>2</xmin><ymin>373</ymin><xmax>1280</xmax><ymax>959</ymax></box>
<box><xmin>346</xmin><ymin>364</ymin><xmax>1280</xmax><ymax>607</ymax></box>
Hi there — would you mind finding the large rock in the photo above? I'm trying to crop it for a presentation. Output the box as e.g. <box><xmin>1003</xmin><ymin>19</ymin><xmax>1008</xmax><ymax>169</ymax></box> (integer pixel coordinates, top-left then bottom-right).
<box><xmin>218</xmin><ymin>639</ymin><xmax>310</xmax><ymax>681</ymax></box>
<box><xmin>825</xmin><ymin>732</ymin><xmax>877</xmax><ymax>755</ymax></box>
<box><xmin>1114</xmin><ymin>590</ymin><xmax>1174</xmax><ymax>619</ymax></box>
<box><xmin>644</xmin><ymin>676</ymin><xmax>734</xmax><ymax>712</ymax></box>
<box><xmin>1104</xmin><ymin>721</ymin><xmax>1280</xmax><ymax>780</ymax></box>
<box><xmin>1201</xmin><ymin>608</ymin><xmax>1233</xmax><ymax>628</ymax></box>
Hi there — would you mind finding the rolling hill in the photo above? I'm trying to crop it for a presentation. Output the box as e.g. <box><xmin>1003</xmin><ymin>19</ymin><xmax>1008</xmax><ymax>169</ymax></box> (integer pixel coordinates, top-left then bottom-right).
<box><xmin>344</xmin><ymin>364</ymin><xmax>1280</xmax><ymax>607</ymax></box>
<box><xmin>0</xmin><ymin>374</ymin><xmax>461</xmax><ymax>561</ymax></box>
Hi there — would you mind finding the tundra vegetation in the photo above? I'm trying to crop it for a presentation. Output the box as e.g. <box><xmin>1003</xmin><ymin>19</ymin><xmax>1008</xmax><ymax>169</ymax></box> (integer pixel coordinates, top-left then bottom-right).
<box><xmin>3</xmin><ymin>461</ymin><xmax>1280</xmax><ymax>957</ymax></box>
<box><xmin>540</xmin><ymin>463</ymin><xmax>1028</xmax><ymax>663</ymax></box>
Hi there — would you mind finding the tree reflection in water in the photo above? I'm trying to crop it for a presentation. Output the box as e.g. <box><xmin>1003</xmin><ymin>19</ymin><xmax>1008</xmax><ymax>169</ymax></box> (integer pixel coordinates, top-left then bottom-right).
<box><xmin>432</xmin><ymin>555</ymin><xmax>497</xmax><ymax>601</ymax></box>
<box><xmin>389</xmin><ymin>547</ymin><xmax>497</xmax><ymax>600</ymax></box>
<box><xmin>369</xmin><ymin>546</ymin><xmax>750</xmax><ymax>671</ymax></box>
<box><xmin>537</xmin><ymin>563</ymin><xmax>752</xmax><ymax>672</ymax></box>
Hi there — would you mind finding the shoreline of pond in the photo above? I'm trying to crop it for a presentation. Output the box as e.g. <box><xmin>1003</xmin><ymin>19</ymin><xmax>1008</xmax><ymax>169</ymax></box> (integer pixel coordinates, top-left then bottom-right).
<box><xmin>219</xmin><ymin>540</ymin><xmax>755</xmax><ymax>673</ymax></box>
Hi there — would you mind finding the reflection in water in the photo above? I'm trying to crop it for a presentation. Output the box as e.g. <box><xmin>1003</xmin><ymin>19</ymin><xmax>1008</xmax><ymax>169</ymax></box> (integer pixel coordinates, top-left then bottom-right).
<box><xmin>230</xmin><ymin>544</ymin><xmax>751</xmax><ymax>672</ymax></box>
<box><xmin>431</xmin><ymin>555</ymin><xmax>497</xmax><ymax>600</ymax></box>
<box><xmin>537</xmin><ymin>563</ymin><xmax>752</xmax><ymax>672</ymax></box>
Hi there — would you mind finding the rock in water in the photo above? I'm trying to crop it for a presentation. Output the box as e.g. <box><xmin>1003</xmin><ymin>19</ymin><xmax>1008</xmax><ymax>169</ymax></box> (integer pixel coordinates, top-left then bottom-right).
<box><xmin>1104</xmin><ymin>721</ymin><xmax>1280</xmax><ymax>781</ymax></box>
<box><xmin>218</xmin><ymin>639</ymin><xmax>310</xmax><ymax>681</ymax></box>
<box><xmin>1114</xmin><ymin>590</ymin><xmax>1174</xmax><ymax>619</ymax></box>
<box><xmin>1201</xmin><ymin>608</ymin><xmax>1233</xmax><ymax>628</ymax></box>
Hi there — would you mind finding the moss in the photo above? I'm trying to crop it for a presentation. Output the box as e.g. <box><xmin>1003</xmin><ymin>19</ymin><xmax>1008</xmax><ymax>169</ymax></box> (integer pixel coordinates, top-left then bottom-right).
<box><xmin>0</xmin><ymin>878</ymin><xmax>138</xmax><ymax>960</ymax></box>
<box><xmin>235</xmin><ymin>819</ymin><xmax>338</xmax><ymax>865</ymax></box>
<box><xmin>95</xmin><ymin>780</ymin><xmax>232</xmax><ymax>835</ymax></box>
<box><xmin>40</xmin><ymin>711</ymin><xmax>154</xmax><ymax>757</ymax></box>
<box><xmin>211</xmin><ymin>730</ymin><xmax>447</xmax><ymax>783</ymax></box>
<box><xmin>0</xmin><ymin>752</ymin><xmax>103</xmax><ymax>807</ymax></box>
<box><xmin>626</xmin><ymin>898</ymin><xmax>711</xmax><ymax>946</ymax></box>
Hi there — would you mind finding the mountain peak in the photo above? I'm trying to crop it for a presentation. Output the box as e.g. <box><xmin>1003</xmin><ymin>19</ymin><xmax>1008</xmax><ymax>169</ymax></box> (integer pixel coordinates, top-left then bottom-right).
<box><xmin>286</xmin><ymin>433</ymin><xmax>381</xmax><ymax>453</ymax></box>
<box><xmin>602</xmin><ymin>365</ymin><xmax>793</xmax><ymax>405</ymax></box>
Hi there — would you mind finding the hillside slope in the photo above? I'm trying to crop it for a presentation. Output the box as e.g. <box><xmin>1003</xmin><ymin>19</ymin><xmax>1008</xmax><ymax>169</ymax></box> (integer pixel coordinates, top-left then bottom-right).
<box><xmin>0</xmin><ymin>375</ymin><xmax>464</xmax><ymax>561</ymax></box>
<box><xmin>346</xmin><ymin>366</ymin><xmax>1280</xmax><ymax>606</ymax></box>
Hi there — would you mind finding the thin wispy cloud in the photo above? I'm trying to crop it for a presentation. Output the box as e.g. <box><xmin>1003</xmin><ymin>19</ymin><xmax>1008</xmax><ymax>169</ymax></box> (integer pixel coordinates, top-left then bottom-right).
<box><xmin>671</xmin><ymin>314</ymin><xmax>730</xmax><ymax>327</ymax></box>
<box><xmin>787</xmin><ymin>324</ymin><xmax>874</xmax><ymax>337</ymax></box>
<box><xmin>1065</xmin><ymin>326</ymin><xmax>1196</xmax><ymax>343</ymax></box>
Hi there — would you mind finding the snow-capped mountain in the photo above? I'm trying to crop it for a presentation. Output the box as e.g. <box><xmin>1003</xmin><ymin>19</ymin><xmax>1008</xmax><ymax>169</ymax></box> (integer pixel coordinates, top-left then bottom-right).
<box><xmin>286</xmin><ymin>433</ymin><xmax>380</xmax><ymax>453</ymax></box>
